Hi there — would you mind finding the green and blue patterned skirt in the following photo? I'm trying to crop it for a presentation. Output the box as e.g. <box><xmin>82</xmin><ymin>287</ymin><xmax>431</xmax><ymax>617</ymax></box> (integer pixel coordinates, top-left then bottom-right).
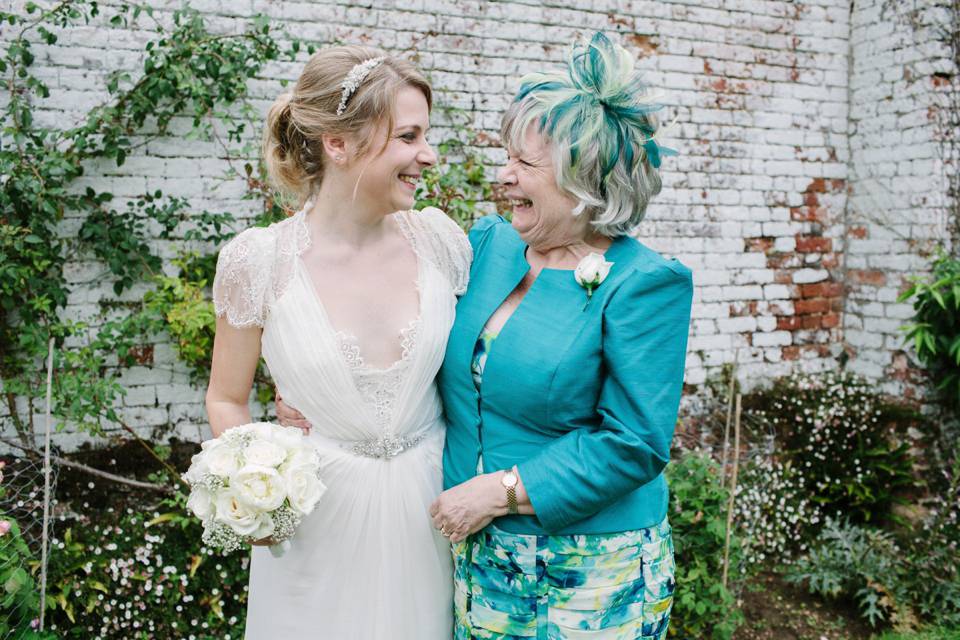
<box><xmin>452</xmin><ymin>519</ymin><xmax>675</xmax><ymax>639</ymax></box>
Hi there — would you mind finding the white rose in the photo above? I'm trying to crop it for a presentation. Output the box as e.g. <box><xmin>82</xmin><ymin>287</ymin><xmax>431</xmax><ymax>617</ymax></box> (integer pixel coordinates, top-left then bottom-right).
<box><xmin>271</xmin><ymin>425</ymin><xmax>304</xmax><ymax>455</ymax></box>
<box><xmin>215</xmin><ymin>489</ymin><xmax>264</xmax><ymax>537</ymax></box>
<box><xmin>250</xmin><ymin>422</ymin><xmax>275</xmax><ymax>440</ymax></box>
<box><xmin>283</xmin><ymin>446</ymin><xmax>320</xmax><ymax>472</ymax></box>
<box><xmin>206</xmin><ymin>444</ymin><xmax>241</xmax><ymax>478</ymax></box>
<box><xmin>232</xmin><ymin>464</ymin><xmax>287</xmax><ymax>512</ymax></box>
<box><xmin>243</xmin><ymin>439</ymin><xmax>287</xmax><ymax>468</ymax></box>
<box><xmin>574</xmin><ymin>252</ymin><xmax>613</xmax><ymax>289</ymax></box>
<box><xmin>284</xmin><ymin>464</ymin><xmax>327</xmax><ymax>516</ymax></box>
<box><xmin>187</xmin><ymin>486</ymin><xmax>214</xmax><ymax>521</ymax></box>
<box><xmin>249</xmin><ymin>512</ymin><xmax>276</xmax><ymax>541</ymax></box>
<box><xmin>182</xmin><ymin>452</ymin><xmax>209</xmax><ymax>484</ymax></box>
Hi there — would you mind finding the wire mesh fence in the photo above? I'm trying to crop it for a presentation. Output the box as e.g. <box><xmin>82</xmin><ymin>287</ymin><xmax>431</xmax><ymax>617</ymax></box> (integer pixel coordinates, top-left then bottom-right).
<box><xmin>0</xmin><ymin>450</ymin><xmax>59</xmax><ymax>637</ymax></box>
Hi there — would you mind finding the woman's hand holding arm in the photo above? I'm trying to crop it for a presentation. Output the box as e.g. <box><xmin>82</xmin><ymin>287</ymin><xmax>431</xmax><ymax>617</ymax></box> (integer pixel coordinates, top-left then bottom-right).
<box><xmin>429</xmin><ymin>467</ymin><xmax>533</xmax><ymax>543</ymax></box>
<box><xmin>275</xmin><ymin>393</ymin><xmax>312</xmax><ymax>434</ymax></box>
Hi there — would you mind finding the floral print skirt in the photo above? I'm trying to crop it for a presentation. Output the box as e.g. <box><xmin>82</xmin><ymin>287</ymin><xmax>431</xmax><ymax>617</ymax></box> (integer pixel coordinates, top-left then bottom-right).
<box><xmin>452</xmin><ymin>519</ymin><xmax>675</xmax><ymax>639</ymax></box>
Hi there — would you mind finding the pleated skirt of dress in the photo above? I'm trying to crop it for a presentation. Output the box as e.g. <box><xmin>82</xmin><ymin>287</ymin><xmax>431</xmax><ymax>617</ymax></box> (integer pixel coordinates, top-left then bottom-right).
<box><xmin>452</xmin><ymin>519</ymin><xmax>674</xmax><ymax>640</ymax></box>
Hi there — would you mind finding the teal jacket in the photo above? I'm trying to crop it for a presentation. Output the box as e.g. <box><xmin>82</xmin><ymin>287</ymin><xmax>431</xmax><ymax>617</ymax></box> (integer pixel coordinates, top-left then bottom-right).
<box><xmin>438</xmin><ymin>215</ymin><xmax>693</xmax><ymax>535</ymax></box>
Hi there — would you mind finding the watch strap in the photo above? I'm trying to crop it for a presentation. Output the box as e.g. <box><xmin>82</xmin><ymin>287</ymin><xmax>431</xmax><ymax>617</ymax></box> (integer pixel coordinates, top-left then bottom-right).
<box><xmin>501</xmin><ymin>470</ymin><xmax>518</xmax><ymax>515</ymax></box>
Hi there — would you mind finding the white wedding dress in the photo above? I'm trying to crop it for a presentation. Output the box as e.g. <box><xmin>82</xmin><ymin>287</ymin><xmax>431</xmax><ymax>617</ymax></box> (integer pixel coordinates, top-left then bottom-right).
<box><xmin>212</xmin><ymin>206</ymin><xmax>471</xmax><ymax>640</ymax></box>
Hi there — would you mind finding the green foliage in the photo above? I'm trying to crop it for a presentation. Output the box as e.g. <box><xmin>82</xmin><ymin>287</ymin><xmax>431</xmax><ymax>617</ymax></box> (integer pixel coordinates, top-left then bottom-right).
<box><xmin>666</xmin><ymin>451</ymin><xmax>745</xmax><ymax>639</ymax></box>
<box><xmin>0</xmin><ymin>0</ymin><xmax>298</xmax><ymax>453</ymax></box>
<box><xmin>744</xmin><ymin>372</ymin><xmax>916</xmax><ymax>523</ymax></box>
<box><xmin>787</xmin><ymin>512</ymin><xmax>960</xmax><ymax>632</ymax></box>
<box><xmin>43</xmin><ymin>487</ymin><xmax>250</xmax><ymax>638</ymax></box>
<box><xmin>787</xmin><ymin>447</ymin><xmax>960</xmax><ymax>632</ymax></box>
<box><xmin>415</xmin><ymin>106</ymin><xmax>492</xmax><ymax>229</ymax></box>
<box><xmin>899</xmin><ymin>249</ymin><xmax>960</xmax><ymax>408</ymax></box>
<box><xmin>144</xmin><ymin>253</ymin><xmax>217</xmax><ymax>383</ymax></box>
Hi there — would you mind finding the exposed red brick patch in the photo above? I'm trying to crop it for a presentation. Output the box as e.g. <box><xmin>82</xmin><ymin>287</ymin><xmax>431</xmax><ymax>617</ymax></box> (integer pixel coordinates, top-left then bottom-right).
<box><xmin>848</xmin><ymin>225</ymin><xmax>868</xmax><ymax>239</ymax></box>
<box><xmin>821</xmin><ymin>313</ymin><xmax>841</xmax><ymax>328</ymax></box>
<box><xmin>624</xmin><ymin>33</ymin><xmax>657</xmax><ymax>55</ymax></box>
<box><xmin>802</xmin><ymin>315</ymin><xmax>822</xmax><ymax>329</ymax></box>
<box><xmin>783</xmin><ymin>346</ymin><xmax>801</xmax><ymax>360</ymax></box>
<box><xmin>127</xmin><ymin>345</ymin><xmax>154</xmax><ymax>366</ymax></box>
<box><xmin>746</xmin><ymin>237</ymin><xmax>774</xmax><ymax>252</ymax></box>
<box><xmin>796</xmin><ymin>236</ymin><xmax>832</xmax><ymax>253</ymax></box>
<box><xmin>821</xmin><ymin>282</ymin><xmax>843</xmax><ymax>297</ymax></box>
<box><xmin>848</xmin><ymin>269</ymin><xmax>886</xmax><ymax>286</ymax></box>
<box><xmin>778</xmin><ymin>317</ymin><xmax>803</xmax><ymax>330</ymax></box>
<box><xmin>822</xmin><ymin>254</ymin><xmax>840</xmax><ymax>268</ymax></box>
<box><xmin>807</xmin><ymin>178</ymin><xmax>847</xmax><ymax>193</ymax></box>
<box><xmin>802</xmin><ymin>283</ymin><xmax>822</xmax><ymax>297</ymax></box>
<box><xmin>795</xmin><ymin>298</ymin><xmax>830</xmax><ymax>314</ymax></box>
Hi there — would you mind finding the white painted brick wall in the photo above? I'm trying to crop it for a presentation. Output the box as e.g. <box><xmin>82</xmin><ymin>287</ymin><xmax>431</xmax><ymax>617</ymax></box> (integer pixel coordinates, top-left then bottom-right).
<box><xmin>1</xmin><ymin>0</ymin><xmax>954</xmax><ymax>453</ymax></box>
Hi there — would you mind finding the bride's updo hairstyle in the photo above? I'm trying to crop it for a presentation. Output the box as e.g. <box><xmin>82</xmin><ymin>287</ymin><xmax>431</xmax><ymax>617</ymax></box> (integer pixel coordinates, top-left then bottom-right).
<box><xmin>265</xmin><ymin>45</ymin><xmax>433</xmax><ymax>207</ymax></box>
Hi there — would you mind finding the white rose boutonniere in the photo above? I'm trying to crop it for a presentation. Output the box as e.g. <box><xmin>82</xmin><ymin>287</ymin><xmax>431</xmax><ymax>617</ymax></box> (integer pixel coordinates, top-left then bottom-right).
<box><xmin>574</xmin><ymin>252</ymin><xmax>614</xmax><ymax>310</ymax></box>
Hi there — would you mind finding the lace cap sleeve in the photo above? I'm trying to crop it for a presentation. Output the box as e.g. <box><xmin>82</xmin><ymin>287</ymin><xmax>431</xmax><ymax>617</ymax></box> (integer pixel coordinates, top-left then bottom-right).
<box><xmin>212</xmin><ymin>226</ymin><xmax>278</xmax><ymax>329</ymax></box>
<box><xmin>402</xmin><ymin>207</ymin><xmax>473</xmax><ymax>295</ymax></box>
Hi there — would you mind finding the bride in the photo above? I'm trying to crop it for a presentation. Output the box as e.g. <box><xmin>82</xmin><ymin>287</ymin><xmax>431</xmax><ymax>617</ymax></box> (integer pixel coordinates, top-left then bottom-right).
<box><xmin>205</xmin><ymin>45</ymin><xmax>471</xmax><ymax>639</ymax></box>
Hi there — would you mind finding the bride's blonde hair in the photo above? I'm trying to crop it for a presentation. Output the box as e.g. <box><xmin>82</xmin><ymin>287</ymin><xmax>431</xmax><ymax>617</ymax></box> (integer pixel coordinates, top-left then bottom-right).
<box><xmin>265</xmin><ymin>46</ymin><xmax>433</xmax><ymax>208</ymax></box>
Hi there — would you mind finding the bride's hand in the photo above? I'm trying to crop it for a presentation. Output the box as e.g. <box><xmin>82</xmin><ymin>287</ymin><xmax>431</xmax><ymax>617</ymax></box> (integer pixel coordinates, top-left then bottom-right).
<box><xmin>275</xmin><ymin>390</ymin><xmax>312</xmax><ymax>435</ymax></box>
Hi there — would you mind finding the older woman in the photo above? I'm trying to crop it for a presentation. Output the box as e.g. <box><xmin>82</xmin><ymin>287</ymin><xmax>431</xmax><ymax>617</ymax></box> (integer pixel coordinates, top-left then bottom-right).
<box><xmin>428</xmin><ymin>33</ymin><xmax>692</xmax><ymax>639</ymax></box>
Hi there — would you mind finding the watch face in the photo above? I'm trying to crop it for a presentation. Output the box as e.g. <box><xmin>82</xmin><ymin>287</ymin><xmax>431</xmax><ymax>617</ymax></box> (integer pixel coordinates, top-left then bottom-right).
<box><xmin>502</xmin><ymin>472</ymin><xmax>518</xmax><ymax>488</ymax></box>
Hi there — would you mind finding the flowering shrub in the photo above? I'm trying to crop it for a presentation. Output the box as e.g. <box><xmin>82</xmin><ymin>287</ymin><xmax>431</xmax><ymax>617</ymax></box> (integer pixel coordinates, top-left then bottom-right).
<box><xmin>733</xmin><ymin>458</ymin><xmax>824</xmax><ymax>567</ymax></box>
<box><xmin>666</xmin><ymin>451</ymin><xmax>745</xmax><ymax>640</ymax></box>
<box><xmin>44</xmin><ymin>490</ymin><xmax>249</xmax><ymax>639</ymax></box>
<box><xmin>745</xmin><ymin>372</ymin><xmax>915</xmax><ymax>523</ymax></box>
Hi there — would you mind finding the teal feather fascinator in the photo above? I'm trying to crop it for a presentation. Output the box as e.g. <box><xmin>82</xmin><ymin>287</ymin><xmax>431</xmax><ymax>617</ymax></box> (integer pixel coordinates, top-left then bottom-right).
<box><xmin>513</xmin><ymin>32</ymin><xmax>675</xmax><ymax>177</ymax></box>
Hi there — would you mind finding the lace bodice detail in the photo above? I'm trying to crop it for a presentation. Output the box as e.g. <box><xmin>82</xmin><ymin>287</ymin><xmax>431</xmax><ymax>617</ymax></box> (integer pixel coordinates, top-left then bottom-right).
<box><xmin>334</xmin><ymin>318</ymin><xmax>421</xmax><ymax>433</ymax></box>
<box><xmin>213</xmin><ymin>206</ymin><xmax>471</xmax><ymax>329</ymax></box>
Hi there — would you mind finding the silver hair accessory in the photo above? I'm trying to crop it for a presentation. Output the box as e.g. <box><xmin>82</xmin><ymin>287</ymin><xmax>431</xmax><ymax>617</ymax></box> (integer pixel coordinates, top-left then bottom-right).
<box><xmin>336</xmin><ymin>57</ymin><xmax>386</xmax><ymax>116</ymax></box>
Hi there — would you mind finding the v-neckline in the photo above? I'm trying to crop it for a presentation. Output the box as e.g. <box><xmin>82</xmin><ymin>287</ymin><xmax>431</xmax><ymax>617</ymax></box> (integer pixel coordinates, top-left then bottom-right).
<box><xmin>296</xmin><ymin>211</ymin><xmax>425</xmax><ymax>374</ymax></box>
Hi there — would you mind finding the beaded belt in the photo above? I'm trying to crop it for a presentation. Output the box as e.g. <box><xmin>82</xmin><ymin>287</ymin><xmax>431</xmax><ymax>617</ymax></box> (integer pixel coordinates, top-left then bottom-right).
<box><xmin>339</xmin><ymin>433</ymin><xmax>427</xmax><ymax>460</ymax></box>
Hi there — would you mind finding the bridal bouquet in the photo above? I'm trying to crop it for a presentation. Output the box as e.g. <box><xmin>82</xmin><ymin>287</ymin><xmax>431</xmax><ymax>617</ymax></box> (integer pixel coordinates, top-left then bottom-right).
<box><xmin>183</xmin><ymin>422</ymin><xmax>326</xmax><ymax>555</ymax></box>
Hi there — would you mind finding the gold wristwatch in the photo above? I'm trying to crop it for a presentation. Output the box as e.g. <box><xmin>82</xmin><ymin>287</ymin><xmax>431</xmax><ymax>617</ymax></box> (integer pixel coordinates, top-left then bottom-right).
<box><xmin>501</xmin><ymin>469</ymin><xmax>518</xmax><ymax>515</ymax></box>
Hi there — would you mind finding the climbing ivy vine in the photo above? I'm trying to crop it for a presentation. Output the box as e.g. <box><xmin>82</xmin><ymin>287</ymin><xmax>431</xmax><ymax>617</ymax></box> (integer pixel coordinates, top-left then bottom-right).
<box><xmin>0</xmin><ymin>0</ymin><xmax>301</xmax><ymax>461</ymax></box>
